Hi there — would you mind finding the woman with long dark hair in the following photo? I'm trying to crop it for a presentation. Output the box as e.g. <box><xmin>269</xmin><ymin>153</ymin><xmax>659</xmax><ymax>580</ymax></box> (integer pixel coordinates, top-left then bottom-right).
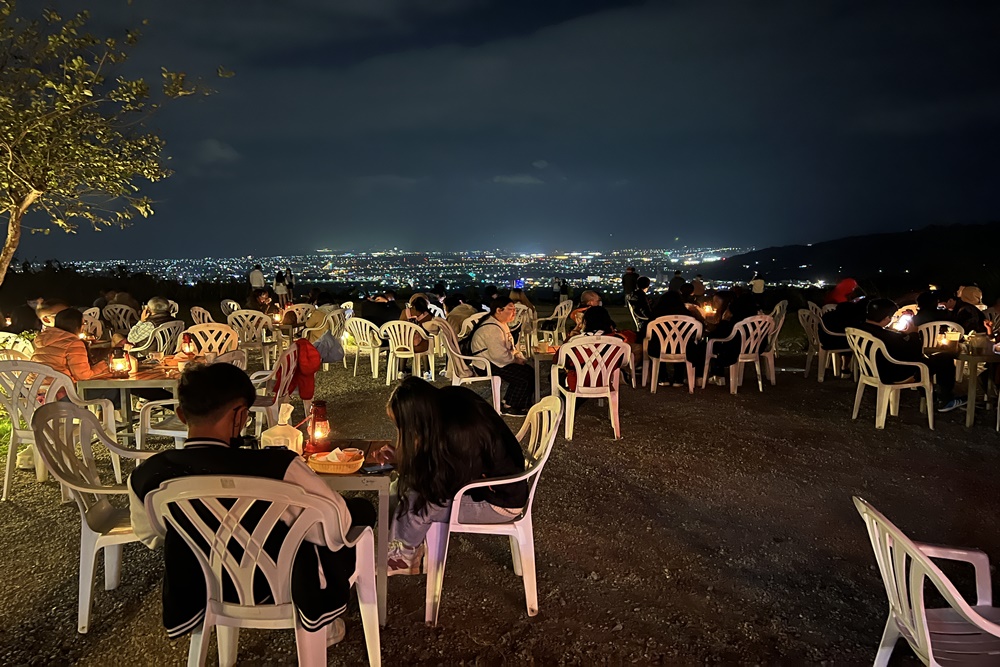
<box><xmin>381</xmin><ymin>377</ymin><xmax>528</xmax><ymax>575</ymax></box>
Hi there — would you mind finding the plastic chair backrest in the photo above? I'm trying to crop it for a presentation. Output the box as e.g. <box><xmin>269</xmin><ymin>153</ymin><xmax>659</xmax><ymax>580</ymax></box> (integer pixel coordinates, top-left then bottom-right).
<box><xmin>213</xmin><ymin>349</ymin><xmax>247</xmax><ymax>370</ymax></box>
<box><xmin>845</xmin><ymin>328</ymin><xmax>886</xmax><ymax>382</ymax></box>
<box><xmin>82</xmin><ymin>316</ymin><xmax>104</xmax><ymax>340</ymax></box>
<box><xmin>552</xmin><ymin>300</ymin><xmax>573</xmax><ymax>324</ymax></box>
<box><xmin>916</xmin><ymin>321</ymin><xmax>965</xmax><ymax>349</ymax></box>
<box><xmin>145</xmin><ymin>476</ymin><xmax>347</xmax><ymax>609</ymax></box>
<box><xmin>798</xmin><ymin>309</ymin><xmax>820</xmax><ymax>348</ymax></box>
<box><xmin>82</xmin><ymin>307</ymin><xmax>100</xmax><ymax>320</ymax></box>
<box><xmin>427</xmin><ymin>303</ymin><xmax>445</xmax><ymax>319</ymax></box>
<box><xmin>180</xmin><ymin>324</ymin><xmax>239</xmax><ymax>354</ymax></box>
<box><xmin>767</xmin><ymin>301</ymin><xmax>788</xmax><ymax>349</ymax></box>
<box><xmin>0</xmin><ymin>349</ymin><xmax>28</xmax><ymax>361</ymax></box>
<box><xmin>151</xmin><ymin>321</ymin><xmax>185</xmax><ymax>354</ymax></box>
<box><xmin>261</xmin><ymin>345</ymin><xmax>300</xmax><ymax>403</ymax></box>
<box><xmin>285</xmin><ymin>304</ymin><xmax>314</xmax><ymax>325</ymax></box>
<box><xmin>821</xmin><ymin>304</ymin><xmax>837</xmax><ymax>314</ymax></box>
<box><xmin>510</xmin><ymin>304</ymin><xmax>533</xmax><ymax>333</ymax></box>
<box><xmin>0</xmin><ymin>332</ymin><xmax>34</xmax><ymax>357</ymax></box>
<box><xmin>167</xmin><ymin>300</ymin><xmax>180</xmax><ymax>317</ymax></box>
<box><xmin>556</xmin><ymin>336</ymin><xmax>630</xmax><ymax>395</ymax></box>
<box><xmin>103</xmin><ymin>304</ymin><xmax>139</xmax><ymax>331</ymax></box>
<box><xmin>31</xmin><ymin>402</ymin><xmax>120</xmax><ymax>526</ymax></box>
<box><xmin>191</xmin><ymin>306</ymin><xmax>214</xmax><ymax>325</ymax></box>
<box><xmin>458</xmin><ymin>311</ymin><xmax>488</xmax><ymax>338</ymax></box>
<box><xmin>0</xmin><ymin>360</ymin><xmax>79</xmax><ymax>438</ymax></box>
<box><xmin>646</xmin><ymin>316</ymin><xmax>702</xmax><ymax>359</ymax></box>
<box><xmin>310</xmin><ymin>310</ymin><xmax>346</xmax><ymax>340</ymax></box>
<box><xmin>807</xmin><ymin>302</ymin><xmax>823</xmax><ymax>317</ymax></box>
<box><xmin>220</xmin><ymin>299</ymin><xmax>241</xmax><ymax>317</ymax></box>
<box><xmin>512</xmin><ymin>396</ymin><xmax>562</xmax><ymax>517</ymax></box>
<box><xmin>735</xmin><ymin>315</ymin><xmax>773</xmax><ymax>356</ymax></box>
<box><xmin>852</xmin><ymin>496</ymin><xmax>991</xmax><ymax>665</ymax></box>
<box><xmin>380</xmin><ymin>320</ymin><xmax>428</xmax><ymax>353</ymax></box>
<box><xmin>227</xmin><ymin>310</ymin><xmax>272</xmax><ymax>344</ymax></box>
<box><xmin>344</xmin><ymin>318</ymin><xmax>381</xmax><ymax>348</ymax></box>
<box><xmin>339</xmin><ymin>301</ymin><xmax>354</xmax><ymax>311</ymax></box>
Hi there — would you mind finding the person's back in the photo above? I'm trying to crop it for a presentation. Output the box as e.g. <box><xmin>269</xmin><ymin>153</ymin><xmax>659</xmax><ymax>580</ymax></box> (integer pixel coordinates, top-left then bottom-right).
<box><xmin>820</xmin><ymin>300</ymin><xmax>866</xmax><ymax>349</ymax></box>
<box><xmin>668</xmin><ymin>274</ymin><xmax>684</xmax><ymax>293</ymax></box>
<box><xmin>248</xmin><ymin>266</ymin><xmax>266</xmax><ymax>289</ymax></box>
<box><xmin>750</xmin><ymin>276</ymin><xmax>765</xmax><ymax>294</ymax></box>
<box><xmin>691</xmin><ymin>276</ymin><xmax>705</xmax><ymax>297</ymax></box>
<box><xmin>112</xmin><ymin>292</ymin><xmax>141</xmax><ymax>313</ymax></box>
<box><xmin>621</xmin><ymin>269</ymin><xmax>638</xmax><ymax>297</ymax></box>
<box><xmin>359</xmin><ymin>297</ymin><xmax>401</xmax><ymax>328</ymax></box>
<box><xmin>446</xmin><ymin>302</ymin><xmax>477</xmax><ymax>335</ymax></box>
<box><xmin>31</xmin><ymin>309</ymin><xmax>106</xmax><ymax>381</ymax></box>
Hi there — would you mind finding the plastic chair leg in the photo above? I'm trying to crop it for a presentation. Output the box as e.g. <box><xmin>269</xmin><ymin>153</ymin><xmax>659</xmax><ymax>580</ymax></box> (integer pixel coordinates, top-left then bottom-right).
<box><xmin>510</xmin><ymin>535</ymin><xmax>523</xmax><ymax>576</ymax></box>
<box><xmin>353</xmin><ymin>350</ymin><xmax>360</xmax><ymax>377</ymax></box>
<box><xmin>564</xmin><ymin>395</ymin><xmax>576</xmax><ymax>440</ymax></box>
<box><xmin>187</xmin><ymin>622</ymin><xmax>212</xmax><ymax>667</ymax></box>
<box><xmin>924</xmin><ymin>384</ymin><xmax>935</xmax><ymax>430</ymax></box>
<box><xmin>217</xmin><ymin>626</ymin><xmax>240</xmax><ymax>667</ymax></box>
<box><xmin>109</xmin><ymin>452</ymin><xmax>123</xmax><ymax>485</ymax></box>
<box><xmin>490</xmin><ymin>377</ymin><xmax>502</xmax><ymax>414</ymax></box>
<box><xmin>385</xmin><ymin>353</ymin><xmax>394</xmax><ymax>386</ymax></box>
<box><xmin>34</xmin><ymin>444</ymin><xmax>48</xmax><ymax>483</ymax></box>
<box><xmin>754</xmin><ymin>361</ymin><xmax>763</xmax><ymax>392</ymax></box>
<box><xmin>2</xmin><ymin>433</ymin><xmax>19</xmax><ymax>501</ymax></box>
<box><xmin>888</xmin><ymin>388</ymin><xmax>900</xmax><ymax>417</ymax></box>
<box><xmin>729</xmin><ymin>364</ymin><xmax>739</xmax><ymax>395</ymax></box>
<box><xmin>609</xmin><ymin>390</ymin><xmax>621</xmax><ymax>439</ymax></box>
<box><xmin>875</xmin><ymin>386</ymin><xmax>889</xmax><ymax>429</ymax></box>
<box><xmin>649</xmin><ymin>358</ymin><xmax>660</xmax><ymax>394</ymax></box>
<box><xmin>804</xmin><ymin>350</ymin><xmax>814</xmax><ymax>377</ymax></box>
<box><xmin>818</xmin><ymin>350</ymin><xmax>827</xmax><ymax>382</ymax></box>
<box><xmin>852</xmin><ymin>382</ymin><xmax>865</xmax><ymax>420</ymax></box>
<box><xmin>424</xmin><ymin>522</ymin><xmax>451</xmax><ymax>627</ymax></box>
<box><xmin>104</xmin><ymin>543</ymin><xmax>122</xmax><ymax>590</ymax></box>
<box><xmin>873</xmin><ymin>616</ymin><xmax>901</xmax><ymax>667</ymax></box>
<box><xmin>686</xmin><ymin>362</ymin><xmax>696</xmax><ymax>394</ymax></box>
<box><xmin>354</xmin><ymin>532</ymin><xmax>381</xmax><ymax>667</ymax></box>
<box><xmin>371</xmin><ymin>350</ymin><xmax>379</xmax><ymax>379</ymax></box>
<box><xmin>514</xmin><ymin>521</ymin><xmax>538</xmax><ymax>617</ymax></box>
<box><xmin>78</xmin><ymin>530</ymin><xmax>99</xmax><ymax>634</ymax></box>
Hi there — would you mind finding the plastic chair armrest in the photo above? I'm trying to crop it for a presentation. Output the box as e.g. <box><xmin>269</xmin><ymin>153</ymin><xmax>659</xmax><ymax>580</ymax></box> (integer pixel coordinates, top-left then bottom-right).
<box><xmin>916</xmin><ymin>541</ymin><xmax>993</xmax><ymax>606</ymax></box>
<box><xmin>250</xmin><ymin>370</ymin><xmax>272</xmax><ymax>385</ymax></box>
<box><xmin>452</xmin><ymin>469</ymin><xmax>537</xmax><ymax>506</ymax></box>
<box><xmin>66</xmin><ymin>480</ymin><xmax>130</xmax><ymax>496</ymax></box>
<box><xmin>342</xmin><ymin>524</ymin><xmax>374</xmax><ymax>550</ymax></box>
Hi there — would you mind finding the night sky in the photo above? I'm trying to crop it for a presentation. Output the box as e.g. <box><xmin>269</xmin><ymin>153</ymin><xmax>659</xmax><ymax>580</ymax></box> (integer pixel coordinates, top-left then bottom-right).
<box><xmin>17</xmin><ymin>0</ymin><xmax>1000</xmax><ymax>260</ymax></box>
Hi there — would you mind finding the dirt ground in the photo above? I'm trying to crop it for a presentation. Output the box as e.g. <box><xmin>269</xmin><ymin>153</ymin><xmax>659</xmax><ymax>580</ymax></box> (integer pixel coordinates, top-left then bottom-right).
<box><xmin>1</xmin><ymin>339</ymin><xmax>998</xmax><ymax>665</ymax></box>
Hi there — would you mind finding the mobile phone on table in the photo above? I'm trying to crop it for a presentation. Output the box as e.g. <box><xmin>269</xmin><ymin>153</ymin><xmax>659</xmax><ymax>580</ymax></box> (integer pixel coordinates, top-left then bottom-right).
<box><xmin>361</xmin><ymin>463</ymin><xmax>393</xmax><ymax>474</ymax></box>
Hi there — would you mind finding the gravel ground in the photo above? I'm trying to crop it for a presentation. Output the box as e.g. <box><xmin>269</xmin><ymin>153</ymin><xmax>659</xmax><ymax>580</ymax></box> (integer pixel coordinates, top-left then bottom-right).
<box><xmin>1</xmin><ymin>345</ymin><xmax>998</xmax><ymax>665</ymax></box>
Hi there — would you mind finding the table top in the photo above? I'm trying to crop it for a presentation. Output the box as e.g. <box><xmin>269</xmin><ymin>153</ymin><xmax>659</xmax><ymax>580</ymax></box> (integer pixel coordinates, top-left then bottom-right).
<box><xmin>312</xmin><ymin>439</ymin><xmax>393</xmax><ymax>481</ymax></box>
<box><xmin>957</xmin><ymin>350</ymin><xmax>1000</xmax><ymax>362</ymax></box>
<box><xmin>77</xmin><ymin>363</ymin><xmax>181</xmax><ymax>389</ymax></box>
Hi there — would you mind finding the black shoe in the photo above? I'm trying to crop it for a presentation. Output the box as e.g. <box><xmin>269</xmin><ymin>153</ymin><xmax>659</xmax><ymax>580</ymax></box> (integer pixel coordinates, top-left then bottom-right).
<box><xmin>502</xmin><ymin>405</ymin><xmax>529</xmax><ymax>417</ymax></box>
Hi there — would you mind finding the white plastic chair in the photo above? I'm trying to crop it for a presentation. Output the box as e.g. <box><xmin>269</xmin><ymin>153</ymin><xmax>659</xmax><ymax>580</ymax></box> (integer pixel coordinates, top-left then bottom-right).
<box><xmin>0</xmin><ymin>349</ymin><xmax>28</xmax><ymax>361</ymax></box>
<box><xmin>302</xmin><ymin>309</ymin><xmax>346</xmax><ymax>343</ymax></box>
<box><xmin>191</xmin><ymin>306</ymin><xmax>214</xmax><ymax>325</ymax></box>
<box><xmin>427</xmin><ymin>303</ymin><xmax>445</xmax><ymax>319</ymax></box>
<box><xmin>701</xmin><ymin>315</ymin><xmax>774</xmax><ymax>394</ymax></box>
<box><xmin>31</xmin><ymin>402</ymin><xmax>153</xmax><ymax>633</ymax></box>
<box><xmin>343</xmin><ymin>318</ymin><xmax>385</xmax><ymax>379</ymax></box>
<box><xmin>0</xmin><ymin>331</ymin><xmax>34</xmax><ymax>357</ymax></box>
<box><xmin>890</xmin><ymin>303</ymin><xmax>918</xmax><ymax>329</ymax></box>
<box><xmin>917</xmin><ymin>321</ymin><xmax>966</xmax><ymax>382</ymax></box>
<box><xmin>285</xmin><ymin>303</ymin><xmax>315</xmax><ymax>325</ymax></box>
<box><xmin>103</xmin><ymin>304</ymin><xmax>139</xmax><ymax>334</ymax></box>
<box><xmin>821</xmin><ymin>304</ymin><xmax>837</xmax><ymax>314</ymax></box>
<box><xmin>228</xmin><ymin>310</ymin><xmax>277</xmax><ymax>370</ymax></box>
<box><xmin>82</xmin><ymin>307</ymin><xmax>101</xmax><ymax>320</ymax></box>
<box><xmin>379</xmin><ymin>320</ymin><xmax>434</xmax><ymax>386</ymax></box>
<box><xmin>145</xmin><ymin>476</ymin><xmax>380</xmax><ymax>667</ymax></box>
<box><xmin>167</xmin><ymin>299</ymin><xmax>180</xmax><ymax>317</ymax></box>
<box><xmin>425</xmin><ymin>319</ymin><xmax>501</xmax><ymax>412</ymax></box>
<box><xmin>220</xmin><ymin>299</ymin><xmax>241</xmax><ymax>317</ymax></box>
<box><xmin>534</xmin><ymin>301</ymin><xmax>573</xmax><ymax>346</ymax></box>
<box><xmin>249</xmin><ymin>344</ymin><xmax>299</xmax><ymax>436</ymax></box>
<box><xmin>425</xmin><ymin>396</ymin><xmax>562</xmax><ymax>627</ymax></box>
<box><xmin>0</xmin><ymin>360</ymin><xmax>121</xmax><ymax>499</ymax></box>
<box><xmin>457</xmin><ymin>311</ymin><xmax>488</xmax><ymax>338</ymax></box>
<box><xmin>511</xmin><ymin>305</ymin><xmax>537</xmax><ymax>357</ymax></box>
<box><xmin>551</xmin><ymin>336</ymin><xmax>631</xmax><ymax>439</ymax></box>
<box><xmin>799</xmin><ymin>309</ymin><xmax>852</xmax><ymax>382</ymax></box>
<box><xmin>766</xmin><ymin>300</ymin><xmax>788</xmax><ymax>358</ymax></box>
<box><xmin>82</xmin><ymin>315</ymin><xmax>104</xmax><ymax>340</ymax></box>
<box><xmin>807</xmin><ymin>302</ymin><xmax>823</xmax><ymax>318</ymax></box>
<box><xmin>213</xmin><ymin>349</ymin><xmax>247</xmax><ymax>370</ymax></box>
<box><xmin>643</xmin><ymin>316</ymin><xmax>703</xmax><ymax>394</ymax></box>
<box><xmin>178</xmin><ymin>324</ymin><xmax>239</xmax><ymax>355</ymax></box>
<box><xmin>129</xmin><ymin>321</ymin><xmax>185</xmax><ymax>355</ymax></box>
<box><xmin>846</xmin><ymin>328</ymin><xmax>934</xmax><ymax>430</ymax></box>
<box><xmin>853</xmin><ymin>496</ymin><xmax>999</xmax><ymax>666</ymax></box>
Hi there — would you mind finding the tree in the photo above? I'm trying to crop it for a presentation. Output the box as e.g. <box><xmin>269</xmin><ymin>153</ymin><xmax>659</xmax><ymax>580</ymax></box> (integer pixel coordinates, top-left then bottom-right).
<box><xmin>0</xmin><ymin>1</ymin><xmax>229</xmax><ymax>285</ymax></box>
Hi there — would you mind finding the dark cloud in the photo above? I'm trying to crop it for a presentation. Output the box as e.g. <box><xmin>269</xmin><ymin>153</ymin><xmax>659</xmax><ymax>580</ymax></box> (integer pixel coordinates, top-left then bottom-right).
<box><xmin>18</xmin><ymin>0</ymin><xmax>1000</xmax><ymax>260</ymax></box>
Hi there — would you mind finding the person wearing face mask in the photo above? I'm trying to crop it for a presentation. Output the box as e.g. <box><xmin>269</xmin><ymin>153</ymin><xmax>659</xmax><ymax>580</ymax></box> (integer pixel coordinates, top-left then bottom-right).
<box><xmin>127</xmin><ymin>363</ymin><xmax>375</xmax><ymax>647</ymax></box>
<box><xmin>470</xmin><ymin>296</ymin><xmax>534</xmax><ymax>416</ymax></box>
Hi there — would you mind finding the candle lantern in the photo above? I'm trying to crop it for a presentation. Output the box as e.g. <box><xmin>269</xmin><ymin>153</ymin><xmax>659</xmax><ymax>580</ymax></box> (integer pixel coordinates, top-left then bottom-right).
<box><xmin>4</xmin><ymin>317</ymin><xmax>11</xmax><ymax>327</ymax></box>
<box><xmin>180</xmin><ymin>333</ymin><xmax>197</xmax><ymax>356</ymax></box>
<box><xmin>303</xmin><ymin>400</ymin><xmax>333</xmax><ymax>455</ymax></box>
<box><xmin>109</xmin><ymin>348</ymin><xmax>132</xmax><ymax>378</ymax></box>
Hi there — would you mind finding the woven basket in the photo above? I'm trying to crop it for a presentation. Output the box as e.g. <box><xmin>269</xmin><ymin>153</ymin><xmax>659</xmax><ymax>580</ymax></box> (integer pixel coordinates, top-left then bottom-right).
<box><xmin>307</xmin><ymin>451</ymin><xmax>365</xmax><ymax>475</ymax></box>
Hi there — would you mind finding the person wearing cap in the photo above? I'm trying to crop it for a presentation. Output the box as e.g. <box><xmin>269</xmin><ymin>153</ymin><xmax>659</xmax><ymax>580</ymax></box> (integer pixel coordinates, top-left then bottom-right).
<box><xmin>948</xmin><ymin>286</ymin><xmax>987</xmax><ymax>334</ymax></box>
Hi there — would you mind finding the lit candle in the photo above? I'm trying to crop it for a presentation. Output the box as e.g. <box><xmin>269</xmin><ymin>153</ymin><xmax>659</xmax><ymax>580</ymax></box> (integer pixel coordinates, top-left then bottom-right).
<box><xmin>272</xmin><ymin>313</ymin><xmax>281</xmax><ymax>323</ymax></box>
<box><xmin>79</xmin><ymin>333</ymin><xmax>87</xmax><ymax>340</ymax></box>
<box><xmin>937</xmin><ymin>334</ymin><xmax>946</xmax><ymax>347</ymax></box>
<box><xmin>4</xmin><ymin>317</ymin><xmax>10</xmax><ymax>326</ymax></box>
<box><xmin>110</xmin><ymin>357</ymin><xmax>129</xmax><ymax>373</ymax></box>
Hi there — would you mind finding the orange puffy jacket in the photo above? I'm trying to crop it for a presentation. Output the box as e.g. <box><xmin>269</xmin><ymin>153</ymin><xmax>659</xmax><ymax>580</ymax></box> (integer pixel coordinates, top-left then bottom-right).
<box><xmin>31</xmin><ymin>328</ymin><xmax>107</xmax><ymax>381</ymax></box>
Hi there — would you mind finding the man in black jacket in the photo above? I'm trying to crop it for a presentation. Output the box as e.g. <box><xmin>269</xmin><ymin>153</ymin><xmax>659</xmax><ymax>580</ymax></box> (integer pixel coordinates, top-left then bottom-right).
<box><xmin>128</xmin><ymin>363</ymin><xmax>374</xmax><ymax>646</ymax></box>
<box><xmin>856</xmin><ymin>298</ymin><xmax>962</xmax><ymax>412</ymax></box>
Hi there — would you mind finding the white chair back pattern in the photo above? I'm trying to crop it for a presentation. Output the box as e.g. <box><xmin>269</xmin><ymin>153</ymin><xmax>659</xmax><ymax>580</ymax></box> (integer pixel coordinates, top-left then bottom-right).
<box><xmin>807</xmin><ymin>302</ymin><xmax>823</xmax><ymax>317</ymax></box>
<box><xmin>259</xmin><ymin>344</ymin><xmax>300</xmax><ymax>406</ymax></box>
<box><xmin>766</xmin><ymin>300</ymin><xmax>788</xmax><ymax>354</ymax></box>
<box><xmin>167</xmin><ymin>300</ymin><xmax>180</xmax><ymax>317</ymax></box>
<box><xmin>179</xmin><ymin>324</ymin><xmax>239</xmax><ymax>354</ymax></box>
<box><xmin>846</xmin><ymin>328</ymin><xmax>934</xmax><ymax>430</ymax></box>
<box><xmin>133</xmin><ymin>321</ymin><xmax>185</xmax><ymax>354</ymax></box>
<box><xmin>424</xmin><ymin>396</ymin><xmax>563</xmax><ymax>626</ymax></box>
<box><xmin>0</xmin><ymin>349</ymin><xmax>28</xmax><ymax>361</ymax></box>
<box><xmin>555</xmin><ymin>336</ymin><xmax>631</xmax><ymax>397</ymax></box>
<box><xmin>191</xmin><ymin>306</ymin><xmax>214</xmax><ymax>325</ymax></box>
<box><xmin>102</xmin><ymin>304</ymin><xmax>139</xmax><ymax>333</ymax></box>
<box><xmin>538</xmin><ymin>300</ymin><xmax>574</xmax><ymax>342</ymax></box>
<box><xmin>303</xmin><ymin>310</ymin><xmax>346</xmax><ymax>341</ymax></box>
<box><xmin>0</xmin><ymin>332</ymin><xmax>34</xmax><ymax>357</ymax></box>
<box><xmin>81</xmin><ymin>307</ymin><xmax>100</xmax><ymax>320</ymax></box>
<box><xmin>379</xmin><ymin>320</ymin><xmax>434</xmax><ymax>384</ymax></box>
<box><xmin>285</xmin><ymin>303</ymin><xmax>315</xmax><ymax>325</ymax></box>
<box><xmin>853</xmin><ymin>496</ymin><xmax>1000</xmax><ymax>666</ymax></box>
<box><xmin>916</xmin><ymin>321</ymin><xmax>965</xmax><ymax>349</ymax></box>
<box><xmin>427</xmin><ymin>303</ymin><xmax>445</xmax><ymax>319</ymax></box>
<box><xmin>343</xmin><ymin>317</ymin><xmax>384</xmax><ymax>379</ymax></box>
<box><xmin>220</xmin><ymin>299</ymin><xmax>241</xmax><ymax>317</ymax></box>
<box><xmin>734</xmin><ymin>316</ymin><xmax>774</xmax><ymax>360</ymax></box>
<box><xmin>227</xmin><ymin>310</ymin><xmax>273</xmax><ymax>345</ymax></box>
<box><xmin>847</xmin><ymin>328</ymin><xmax>888</xmax><ymax>384</ymax></box>
<box><xmin>145</xmin><ymin>476</ymin><xmax>380</xmax><ymax>666</ymax></box>
<box><xmin>213</xmin><ymin>349</ymin><xmax>248</xmax><ymax>370</ymax></box>
<box><xmin>821</xmin><ymin>304</ymin><xmax>837</xmax><ymax>314</ymax></box>
<box><xmin>339</xmin><ymin>301</ymin><xmax>354</xmax><ymax>312</ymax></box>
<box><xmin>458</xmin><ymin>311</ymin><xmax>488</xmax><ymax>338</ymax></box>
<box><xmin>891</xmin><ymin>303</ymin><xmax>918</xmax><ymax>325</ymax></box>
<box><xmin>644</xmin><ymin>315</ymin><xmax>703</xmax><ymax>393</ymax></box>
<box><xmin>82</xmin><ymin>316</ymin><xmax>104</xmax><ymax>340</ymax></box>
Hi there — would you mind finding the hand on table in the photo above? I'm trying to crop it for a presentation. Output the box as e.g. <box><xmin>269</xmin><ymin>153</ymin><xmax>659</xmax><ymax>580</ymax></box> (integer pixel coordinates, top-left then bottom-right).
<box><xmin>372</xmin><ymin>444</ymin><xmax>395</xmax><ymax>465</ymax></box>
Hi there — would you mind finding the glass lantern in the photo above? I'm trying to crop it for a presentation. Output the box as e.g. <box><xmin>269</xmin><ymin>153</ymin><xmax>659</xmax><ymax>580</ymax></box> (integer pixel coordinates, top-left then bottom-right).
<box><xmin>303</xmin><ymin>400</ymin><xmax>333</xmax><ymax>455</ymax></box>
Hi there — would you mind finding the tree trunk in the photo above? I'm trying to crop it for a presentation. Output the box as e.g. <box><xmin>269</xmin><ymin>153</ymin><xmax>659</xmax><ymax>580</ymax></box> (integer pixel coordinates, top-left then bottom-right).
<box><xmin>0</xmin><ymin>191</ymin><xmax>40</xmax><ymax>288</ymax></box>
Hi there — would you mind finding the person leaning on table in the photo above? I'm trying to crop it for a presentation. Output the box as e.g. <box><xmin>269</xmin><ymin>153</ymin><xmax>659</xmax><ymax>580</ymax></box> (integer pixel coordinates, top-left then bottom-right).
<box><xmin>127</xmin><ymin>363</ymin><xmax>375</xmax><ymax>647</ymax></box>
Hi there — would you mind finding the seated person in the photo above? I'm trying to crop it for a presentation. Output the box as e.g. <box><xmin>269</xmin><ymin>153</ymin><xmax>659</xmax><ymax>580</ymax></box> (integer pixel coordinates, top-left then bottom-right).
<box><xmin>470</xmin><ymin>297</ymin><xmax>534</xmax><ymax>416</ymax></box>
<box><xmin>35</xmin><ymin>298</ymin><xmax>70</xmax><ymax>329</ymax></box>
<box><xmin>128</xmin><ymin>363</ymin><xmax>375</xmax><ymax>646</ymax></box>
<box><xmin>819</xmin><ymin>299</ymin><xmax>867</xmax><ymax>351</ymax></box>
<box><xmin>303</xmin><ymin>294</ymin><xmax>345</xmax><ymax>364</ymax></box>
<box><xmin>567</xmin><ymin>290</ymin><xmax>601</xmax><ymax>338</ymax></box>
<box><xmin>646</xmin><ymin>291</ymin><xmax>699</xmax><ymax>386</ymax></box>
<box><xmin>245</xmin><ymin>288</ymin><xmax>280</xmax><ymax>316</ymax></box>
<box><xmin>948</xmin><ymin>286</ymin><xmax>987</xmax><ymax>334</ymax></box>
<box><xmin>561</xmin><ymin>306</ymin><xmax>637</xmax><ymax>391</ymax></box>
<box><xmin>690</xmin><ymin>294</ymin><xmax>760</xmax><ymax>386</ymax></box>
<box><xmin>377</xmin><ymin>378</ymin><xmax>527</xmax><ymax>575</ymax></box>
<box><xmin>444</xmin><ymin>295</ymin><xmax>478</xmax><ymax>335</ymax></box>
<box><xmin>399</xmin><ymin>296</ymin><xmax>433</xmax><ymax>353</ymax></box>
<box><xmin>358</xmin><ymin>293</ymin><xmax>402</xmax><ymax>328</ymax></box>
<box><xmin>626</xmin><ymin>277</ymin><xmax>653</xmax><ymax>337</ymax></box>
<box><xmin>509</xmin><ymin>288</ymin><xmax>536</xmax><ymax>313</ymax></box>
<box><xmin>911</xmin><ymin>291</ymin><xmax>944</xmax><ymax>328</ymax></box>
<box><xmin>92</xmin><ymin>289</ymin><xmax>114</xmax><ymax>311</ymax></box>
<box><xmin>9</xmin><ymin>297</ymin><xmax>42</xmax><ymax>332</ymax></box>
<box><xmin>857</xmin><ymin>298</ymin><xmax>962</xmax><ymax>412</ymax></box>
<box><xmin>111</xmin><ymin>291</ymin><xmax>142</xmax><ymax>313</ymax></box>
<box><xmin>122</xmin><ymin>297</ymin><xmax>179</xmax><ymax>348</ymax></box>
